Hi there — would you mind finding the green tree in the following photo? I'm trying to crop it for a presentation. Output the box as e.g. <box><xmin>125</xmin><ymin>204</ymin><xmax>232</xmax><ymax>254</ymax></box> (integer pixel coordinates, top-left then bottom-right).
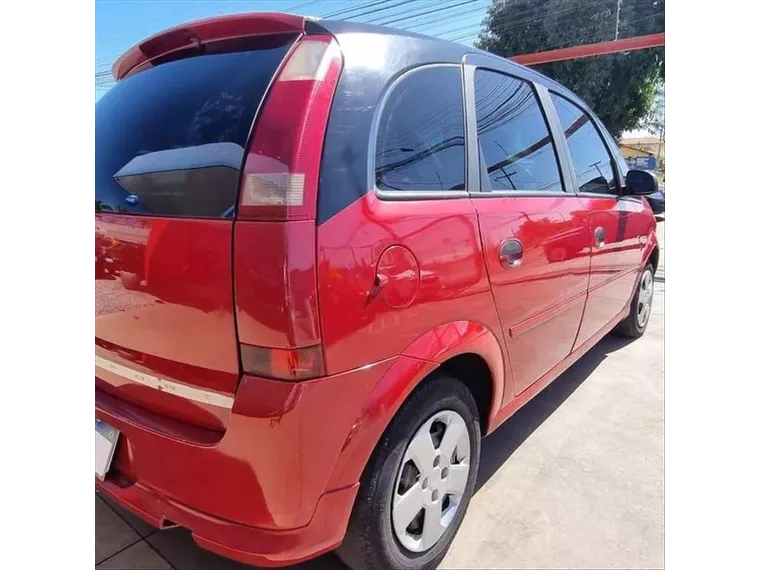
<box><xmin>476</xmin><ymin>0</ymin><xmax>664</xmax><ymax>138</ymax></box>
<box><xmin>640</xmin><ymin>87</ymin><xmax>665</xmax><ymax>137</ymax></box>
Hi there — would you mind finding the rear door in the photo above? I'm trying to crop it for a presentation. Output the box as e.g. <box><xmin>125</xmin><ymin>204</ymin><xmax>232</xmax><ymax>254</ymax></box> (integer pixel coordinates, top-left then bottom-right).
<box><xmin>95</xmin><ymin>35</ymin><xmax>296</xmax><ymax>430</ymax></box>
<box><xmin>465</xmin><ymin>64</ymin><xmax>590</xmax><ymax>396</ymax></box>
<box><xmin>548</xmin><ymin>93</ymin><xmax>648</xmax><ymax>347</ymax></box>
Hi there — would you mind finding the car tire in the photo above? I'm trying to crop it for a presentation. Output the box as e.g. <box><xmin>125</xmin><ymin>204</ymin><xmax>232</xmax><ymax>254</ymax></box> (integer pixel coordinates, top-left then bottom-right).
<box><xmin>613</xmin><ymin>263</ymin><xmax>655</xmax><ymax>338</ymax></box>
<box><xmin>336</xmin><ymin>372</ymin><xmax>481</xmax><ymax>570</ymax></box>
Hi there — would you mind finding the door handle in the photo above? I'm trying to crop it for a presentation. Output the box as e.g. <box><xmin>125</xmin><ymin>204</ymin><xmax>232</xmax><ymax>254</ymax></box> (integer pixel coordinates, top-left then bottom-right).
<box><xmin>499</xmin><ymin>238</ymin><xmax>523</xmax><ymax>268</ymax></box>
<box><xmin>594</xmin><ymin>227</ymin><xmax>606</xmax><ymax>248</ymax></box>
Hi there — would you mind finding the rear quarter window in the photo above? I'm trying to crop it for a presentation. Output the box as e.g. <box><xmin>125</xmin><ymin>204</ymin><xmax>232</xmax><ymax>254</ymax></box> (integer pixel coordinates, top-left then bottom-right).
<box><xmin>374</xmin><ymin>65</ymin><xmax>466</xmax><ymax>193</ymax></box>
<box><xmin>95</xmin><ymin>36</ymin><xmax>294</xmax><ymax>218</ymax></box>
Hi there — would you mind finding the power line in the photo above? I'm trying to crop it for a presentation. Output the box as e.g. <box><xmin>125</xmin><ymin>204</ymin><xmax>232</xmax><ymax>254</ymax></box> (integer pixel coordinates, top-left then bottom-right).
<box><xmin>398</xmin><ymin>2</ymin><xmax>490</xmax><ymax>33</ymax></box>
<box><xmin>323</xmin><ymin>0</ymin><xmax>393</xmax><ymax>19</ymax></box>
<box><xmin>336</xmin><ymin>0</ymin><xmax>418</xmax><ymax>21</ymax></box>
<box><xmin>443</xmin><ymin>0</ymin><xmax>613</xmax><ymax>43</ymax></box>
<box><xmin>341</xmin><ymin>0</ymin><xmax>428</xmax><ymax>24</ymax></box>
<box><xmin>382</xmin><ymin>0</ymin><xmax>602</xmax><ymax>40</ymax></box>
<box><xmin>380</xmin><ymin>0</ymin><xmax>488</xmax><ymax>37</ymax></box>
<box><xmin>283</xmin><ymin>0</ymin><xmax>325</xmax><ymax>13</ymax></box>
<box><xmin>374</xmin><ymin>0</ymin><xmax>482</xmax><ymax>28</ymax></box>
<box><xmin>466</xmin><ymin>1</ymin><xmax>664</xmax><ymax>44</ymax></box>
<box><xmin>446</xmin><ymin>0</ymin><xmax>662</xmax><ymax>45</ymax></box>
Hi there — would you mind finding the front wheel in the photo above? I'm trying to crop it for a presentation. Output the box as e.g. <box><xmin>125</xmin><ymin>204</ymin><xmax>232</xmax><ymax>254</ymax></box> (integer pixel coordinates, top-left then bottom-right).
<box><xmin>337</xmin><ymin>373</ymin><xmax>481</xmax><ymax>570</ymax></box>
<box><xmin>613</xmin><ymin>263</ymin><xmax>655</xmax><ymax>338</ymax></box>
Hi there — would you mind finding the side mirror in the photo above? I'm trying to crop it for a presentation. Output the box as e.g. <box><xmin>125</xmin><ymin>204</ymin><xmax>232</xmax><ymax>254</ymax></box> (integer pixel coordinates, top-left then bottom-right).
<box><xmin>624</xmin><ymin>169</ymin><xmax>659</xmax><ymax>195</ymax></box>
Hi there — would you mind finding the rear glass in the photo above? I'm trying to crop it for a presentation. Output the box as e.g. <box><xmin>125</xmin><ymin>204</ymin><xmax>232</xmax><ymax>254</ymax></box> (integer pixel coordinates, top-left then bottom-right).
<box><xmin>95</xmin><ymin>37</ymin><xmax>294</xmax><ymax>218</ymax></box>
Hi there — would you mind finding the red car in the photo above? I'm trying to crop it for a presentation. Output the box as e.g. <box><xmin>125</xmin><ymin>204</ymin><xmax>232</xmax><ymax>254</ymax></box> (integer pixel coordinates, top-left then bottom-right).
<box><xmin>95</xmin><ymin>13</ymin><xmax>659</xmax><ymax>570</ymax></box>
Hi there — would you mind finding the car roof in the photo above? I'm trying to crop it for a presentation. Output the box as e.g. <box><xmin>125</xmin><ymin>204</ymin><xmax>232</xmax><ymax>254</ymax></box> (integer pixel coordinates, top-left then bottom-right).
<box><xmin>312</xmin><ymin>18</ymin><xmax>576</xmax><ymax>100</ymax></box>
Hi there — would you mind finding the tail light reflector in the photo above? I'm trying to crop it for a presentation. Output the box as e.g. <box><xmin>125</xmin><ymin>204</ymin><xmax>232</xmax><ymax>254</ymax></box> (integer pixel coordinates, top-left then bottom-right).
<box><xmin>241</xmin><ymin>344</ymin><xmax>325</xmax><ymax>381</ymax></box>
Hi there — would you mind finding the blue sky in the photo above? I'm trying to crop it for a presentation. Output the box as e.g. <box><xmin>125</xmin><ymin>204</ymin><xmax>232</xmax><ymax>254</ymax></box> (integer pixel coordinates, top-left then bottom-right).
<box><xmin>96</xmin><ymin>0</ymin><xmax>491</xmax><ymax>98</ymax></box>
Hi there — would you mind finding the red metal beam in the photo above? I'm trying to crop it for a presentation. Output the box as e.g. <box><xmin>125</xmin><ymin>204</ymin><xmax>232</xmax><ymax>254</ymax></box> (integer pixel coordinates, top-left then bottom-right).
<box><xmin>510</xmin><ymin>32</ymin><xmax>665</xmax><ymax>66</ymax></box>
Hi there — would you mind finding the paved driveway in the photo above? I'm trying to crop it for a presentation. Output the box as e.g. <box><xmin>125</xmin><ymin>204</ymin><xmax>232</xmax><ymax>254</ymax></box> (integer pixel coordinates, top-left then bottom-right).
<box><xmin>96</xmin><ymin>222</ymin><xmax>665</xmax><ymax>570</ymax></box>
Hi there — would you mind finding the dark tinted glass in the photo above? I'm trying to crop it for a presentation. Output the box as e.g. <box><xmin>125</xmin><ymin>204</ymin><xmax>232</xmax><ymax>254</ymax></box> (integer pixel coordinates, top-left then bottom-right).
<box><xmin>375</xmin><ymin>66</ymin><xmax>465</xmax><ymax>192</ymax></box>
<box><xmin>474</xmin><ymin>69</ymin><xmax>562</xmax><ymax>192</ymax></box>
<box><xmin>551</xmin><ymin>94</ymin><xmax>618</xmax><ymax>195</ymax></box>
<box><xmin>95</xmin><ymin>37</ymin><xmax>294</xmax><ymax>217</ymax></box>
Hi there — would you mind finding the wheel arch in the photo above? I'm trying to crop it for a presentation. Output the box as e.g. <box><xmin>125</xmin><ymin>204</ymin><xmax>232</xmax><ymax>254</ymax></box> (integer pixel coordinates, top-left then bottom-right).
<box><xmin>325</xmin><ymin>320</ymin><xmax>507</xmax><ymax>491</ymax></box>
<box><xmin>642</xmin><ymin>228</ymin><xmax>659</xmax><ymax>272</ymax></box>
<box><xmin>648</xmin><ymin>244</ymin><xmax>660</xmax><ymax>273</ymax></box>
<box><xmin>439</xmin><ymin>353</ymin><xmax>495</xmax><ymax>434</ymax></box>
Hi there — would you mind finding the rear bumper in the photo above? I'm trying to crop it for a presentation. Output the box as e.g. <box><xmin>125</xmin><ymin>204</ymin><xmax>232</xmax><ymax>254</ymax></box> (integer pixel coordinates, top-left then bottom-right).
<box><xmin>96</xmin><ymin>477</ymin><xmax>358</xmax><ymax>567</ymax></box>
<box><xmin>95</xmin><ymin>358</ymin><xmax>394</xmax><ymax>565</ymax></box>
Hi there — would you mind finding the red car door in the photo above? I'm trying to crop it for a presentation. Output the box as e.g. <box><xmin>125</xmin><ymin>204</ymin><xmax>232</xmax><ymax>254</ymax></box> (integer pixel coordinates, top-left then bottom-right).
<box><xmin>467</xmin><ymin>67</ymin><xmax>590</xmax><ymax>397</ymax></box>
<box><xmin>548</xmin><ymin>93</ymin><xmax>651</xmax><ymax>347</ymax></box>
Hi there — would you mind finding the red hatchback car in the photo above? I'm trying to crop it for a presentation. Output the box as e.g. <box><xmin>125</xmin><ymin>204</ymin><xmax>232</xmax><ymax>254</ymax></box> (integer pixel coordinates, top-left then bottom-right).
<box><xmin>95</xmin><ymin>13</ymin><xmax>659</xmax><ymax>570</ymax></box>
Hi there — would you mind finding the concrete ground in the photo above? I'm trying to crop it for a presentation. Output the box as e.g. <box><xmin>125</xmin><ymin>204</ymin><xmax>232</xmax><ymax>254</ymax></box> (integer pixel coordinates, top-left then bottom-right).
<box><xmin>96</xmin><ymin>222</ymin><xmax>664</xmax><ymax>570</ymax></box>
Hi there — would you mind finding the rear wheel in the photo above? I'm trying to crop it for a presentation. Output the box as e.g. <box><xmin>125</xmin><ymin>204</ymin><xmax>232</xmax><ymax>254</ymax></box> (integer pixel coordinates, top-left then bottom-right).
<box><xmin>614</xmin><ymin>263</ymin><xmax>655</xmax><ymax>338</ymax></box>
<box><xmin>337</xmin><ymin>373</ymin><xmax>481</xmax><ymax>570</ymax></box>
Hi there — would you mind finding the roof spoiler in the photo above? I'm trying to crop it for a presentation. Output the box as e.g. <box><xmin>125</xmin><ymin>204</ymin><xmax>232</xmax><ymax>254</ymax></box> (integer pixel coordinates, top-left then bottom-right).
<box><xmin>112</xmin><ymin>12</ymin><xmax>321</xmax><ymax>81</ymax></box>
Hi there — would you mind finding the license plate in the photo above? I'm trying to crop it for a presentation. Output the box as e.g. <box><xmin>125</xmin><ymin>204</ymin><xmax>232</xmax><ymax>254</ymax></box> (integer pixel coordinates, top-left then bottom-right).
<box><xmin>95</xmin><ymin>419</ymin><xmax>119</xmax><ymax>480</ymax></box>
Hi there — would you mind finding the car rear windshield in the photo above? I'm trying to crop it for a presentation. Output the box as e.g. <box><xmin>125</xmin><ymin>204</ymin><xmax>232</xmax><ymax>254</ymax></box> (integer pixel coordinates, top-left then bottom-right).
<box><xmin>95</xmin><ymin>36</ymin><xmax>295</xmax><ymax>218</ymax></box>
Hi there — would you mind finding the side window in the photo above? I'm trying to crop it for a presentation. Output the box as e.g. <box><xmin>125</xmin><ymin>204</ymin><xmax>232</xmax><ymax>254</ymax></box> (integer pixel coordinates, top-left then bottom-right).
<box><xmin>550</xmin><ymin>93</ymin><xmax>618</xmax><ymax>195</ymax></box>
<box><xmin>375</xmin><ymin>66</ymin><xmax>465</xmax><ymax>192</ymax></box>
<box><xmin>474</xmin><ymin>69</ymin><xmax>563</xmax><ymax>192</ymax></box>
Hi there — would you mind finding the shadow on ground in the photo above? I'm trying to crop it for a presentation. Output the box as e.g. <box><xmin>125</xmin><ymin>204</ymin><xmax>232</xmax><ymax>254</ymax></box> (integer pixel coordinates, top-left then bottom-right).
<box><xmin>474</xmin><ymin>333</ymin><xmax>635</xmax><ymax>493</ymax></box>
<box><xmin>98</xmin><ymin>334</ymin><xmax>636</xmax><ymax>570</ymax></box>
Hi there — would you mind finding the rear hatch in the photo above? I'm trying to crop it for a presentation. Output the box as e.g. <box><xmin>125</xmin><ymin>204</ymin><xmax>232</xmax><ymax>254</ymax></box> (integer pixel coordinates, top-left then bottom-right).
<box><xmin>95</xmin><ymin>32</ymin><xmax>298</xmax><ymax>431</ymax></box>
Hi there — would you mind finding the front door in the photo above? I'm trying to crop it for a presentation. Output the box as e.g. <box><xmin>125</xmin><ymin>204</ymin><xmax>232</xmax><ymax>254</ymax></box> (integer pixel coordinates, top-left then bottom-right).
<box><xmin>468</xmin><ymin>68</ymin><xmax>590</xmax><ymax>396</ymax></box>
<box><xmin>548</xmin><ymin>93</ymin><xmax>648</xmax><ymax>346</ymax></box>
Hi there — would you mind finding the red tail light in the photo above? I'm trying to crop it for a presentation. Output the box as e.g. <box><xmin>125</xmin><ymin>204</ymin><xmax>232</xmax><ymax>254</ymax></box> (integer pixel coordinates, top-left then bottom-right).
<box><xmin>237</xmin><ymin>35</ymin><xmax>343</xmax><ymax>221</ymax></box>
<box><xmin>234</xmin><ymin>35</ymin><xmax>342</xmax><ymax>381</ymax></box>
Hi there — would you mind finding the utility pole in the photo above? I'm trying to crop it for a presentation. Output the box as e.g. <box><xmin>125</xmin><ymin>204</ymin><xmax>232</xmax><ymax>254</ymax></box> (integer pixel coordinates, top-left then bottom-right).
<box><xmin>615</xmin><ymin>0</ymin><xmax>622</xmax><ymax>41</ymax></box>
